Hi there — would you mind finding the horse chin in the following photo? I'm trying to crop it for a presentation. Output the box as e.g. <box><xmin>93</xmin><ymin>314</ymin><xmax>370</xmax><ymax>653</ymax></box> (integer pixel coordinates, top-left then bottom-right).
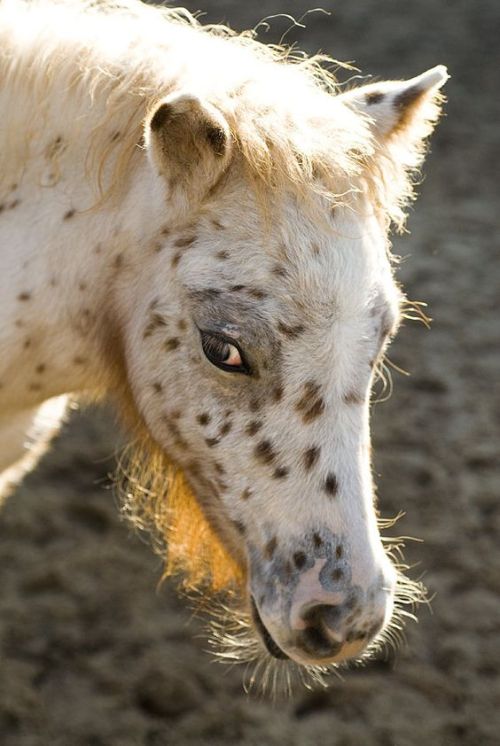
<box><xmin>250</xmin><ymin>597</ymin><xmax>289</xmax><ymax>660</ymax></box>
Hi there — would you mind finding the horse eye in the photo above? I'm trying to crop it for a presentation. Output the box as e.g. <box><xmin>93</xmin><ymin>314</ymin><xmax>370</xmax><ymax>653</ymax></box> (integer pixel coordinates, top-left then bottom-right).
<box><xmin>200</xmin><ymin>331</ymin><xmax>249</xmax><ymax>374</ymax></box>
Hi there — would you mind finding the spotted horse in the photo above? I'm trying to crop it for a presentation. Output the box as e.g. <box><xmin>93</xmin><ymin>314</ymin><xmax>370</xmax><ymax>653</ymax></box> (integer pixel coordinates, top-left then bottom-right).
<box><xmin>0</xmin><ymin>0</ymin><xmax>447</xmax><ymax>688</ymax></box>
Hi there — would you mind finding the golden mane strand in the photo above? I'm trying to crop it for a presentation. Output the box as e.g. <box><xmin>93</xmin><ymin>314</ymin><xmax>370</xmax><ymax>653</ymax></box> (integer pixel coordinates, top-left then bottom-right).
<box><xmin>120</xmin><ymin>435</ymin><xmax>245</xmax><ymax>593</ymax></box>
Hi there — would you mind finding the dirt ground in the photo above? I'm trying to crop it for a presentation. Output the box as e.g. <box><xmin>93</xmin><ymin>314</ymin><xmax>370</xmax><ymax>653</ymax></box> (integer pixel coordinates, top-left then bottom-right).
<box><xmin>1</xmin><ymin>1</ymin><xmax>499</xmax><ymax>744</ymax></box>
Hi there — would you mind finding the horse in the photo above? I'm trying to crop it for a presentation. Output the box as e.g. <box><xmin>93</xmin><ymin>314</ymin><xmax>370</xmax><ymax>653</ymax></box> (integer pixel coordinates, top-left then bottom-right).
<box><xmin>0</xmin><ymin>0</ymin><xmax>447</xmax><ymax>687</ymax></box>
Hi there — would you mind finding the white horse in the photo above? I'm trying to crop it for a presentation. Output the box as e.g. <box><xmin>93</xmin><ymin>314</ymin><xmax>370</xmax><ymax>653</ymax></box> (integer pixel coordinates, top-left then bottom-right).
<box><xmin>0</xmin><ymin>0</ymin><xmax>447</xmax><ymax>681</ymax></box>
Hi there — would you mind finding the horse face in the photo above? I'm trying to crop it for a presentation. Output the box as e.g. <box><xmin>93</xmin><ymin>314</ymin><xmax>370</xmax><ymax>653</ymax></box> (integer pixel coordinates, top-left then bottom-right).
<box><xmin>128</xmin><ymin>68</ymin><xmax>446</xmax><ymax>666</ymax></box>
<box><xmin>129</xmin><ymin>172</ymin><xmax>401</xmax><ymax>665</ymax></box>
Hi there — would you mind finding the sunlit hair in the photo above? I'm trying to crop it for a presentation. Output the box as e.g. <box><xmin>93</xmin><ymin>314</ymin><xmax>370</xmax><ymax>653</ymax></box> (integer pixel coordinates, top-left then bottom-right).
<box><xmin>0</xmin><ymin>0</ymin><xmax>442</xmax><ymax>229</ymax></box>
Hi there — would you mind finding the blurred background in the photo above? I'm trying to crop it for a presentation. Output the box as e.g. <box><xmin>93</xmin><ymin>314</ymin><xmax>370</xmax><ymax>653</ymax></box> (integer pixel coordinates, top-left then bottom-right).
<box><xmin>1</xmin><ymin>1</ymin><xmax>499</xmax><ymax>744</ymax></box>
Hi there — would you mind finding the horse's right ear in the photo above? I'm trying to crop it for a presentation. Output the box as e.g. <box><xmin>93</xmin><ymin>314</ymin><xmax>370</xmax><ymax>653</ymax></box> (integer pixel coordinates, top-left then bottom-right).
<box><xmin>145</xmin><ymin>92</ymin><xmax>232</xmax><ymax>203</ymax></box>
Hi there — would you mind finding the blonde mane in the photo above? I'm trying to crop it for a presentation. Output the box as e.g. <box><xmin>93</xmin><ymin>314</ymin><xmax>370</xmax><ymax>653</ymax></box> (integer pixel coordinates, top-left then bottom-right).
<box><xmin>0</xmin><ymin>0</ymin><xmax>441</xmax><ymax>227</ymax></box>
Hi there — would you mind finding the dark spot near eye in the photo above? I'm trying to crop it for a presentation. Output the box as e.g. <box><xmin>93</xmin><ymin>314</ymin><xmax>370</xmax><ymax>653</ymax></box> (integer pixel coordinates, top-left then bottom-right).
<box><xmin>246</xmin><ymin>420</ymin><xmax>262</xmax><ymax>436</ymax></box>
<box><xmin>296</xmin><ymin>382</ymin><xmax>325</xmax><ymax>423</ymax></box>
<box><xmin>293</xmin><ymin>551</ymin><xmax>307</xmax><ymax>570</ymax></box>
<box><xmin>265</xmin><ymin>536</ymin><xmax>277</xmax><ymax>560</ymax></box>
<box><xmin>171</xmin><ymin>252</ymin><xmax>182</xmax><ymax>268</ymax></box>
<box><xmin>219</xmin><ymin>421</ymin><xmax>232</xmax><ymax>437</ymax></box>
<box><xmin>254</xmin><ymin>440</ymin><xmax>276</xmax><ymax>465</ymax></box>
<box><xmin>272</xmin><ymin>385</ymin><xmax>283</xmax><ymax>403</ymax></box>
<box><xmin>17</xmin><ymin>292</ymin><xmax>31</xmax><ymax>301</ymax></box>
<box><xmin>214</xmin><ymin>461</ymin><xmax>225</xmax><ymax>475</ymax></box>
<box><xmin>152</xmin><ymin>382</ymin><xmax>163</xmax><ymax>394</ymax></box>
<box><xmin>273</xmin><ymin>466</ymin><xmax>289</xmax><ymax>479</ymax></box>
<box><xmin>336</xmin><ymin>545</ymin><xmax>343</xmax><ymax>559</ymax></box>
<box><xmin>249</xmin><ymin>397</ymin><xmax>261</xmax><ymax>412</ymax></box>
<box><xmin>277</xmin><ymin>322</ymin><xmax>305</xmax><ymax>339</ymax></box>
<box><xmin>35</xmin><ymin>364</ymin><xmax>46</xmax><ymax>375</ymax></box>
<box><xmin>165</xmin><ymin>337</ymin><xmax>180</xmax><ymax>351</ymax></box>
<box><xmin>366</xmin><ymin>90</ymin><xmax>384</xmax><ymax>105</ymax></box>
<box><xmin>205</xmin><ymin>437</ymin><xmax>220</xmax><ymax>448</ymax></box>
<box><xmin>344</xmin><ymin>391</ymin><xmax>364</xmax><ymax>405</ymax></box>
<box><xmin>313</xmin><ymin>532</ymin><xmax>323</xmax><ymax>549</ymax></box>
<box><xmin>304</xmin><ymin>446</ymin><xmax>320</xmax><ymax>471</ymax></box>
<box><xmin>324</xmin><ymin>473</ymin><xmax>338</xmax><ymax>497</ymax></box>
<box><xmin>230</xmin><ymin>284</ymin><xmax>246</xmax><ymax>292</ymax></box>
<box><xmin>197</xmin><ymin>412</ymin><xmax>211</xmax><ymax>426</ymax></box>
<box><xmin>64</xmin><ymin>209</ymin><xmax>75</xmax><ymax>220</ymax></box>
<box><xmin>241</xmin><ymin>487</ymin><xmax>252</xmax><ymax>500</ymax></box>
<box><xmin>331</xmin><ymin>568</ymin><xmax>343</xmax><ymax>582</ymax></box>
<box><xmin>233</xmin><ymin>520</ymin><xmax>246</xmax><ymax>536</ymax></box>
<box><xmin>216</xmin><ymin>250</ymin><xmax>229</xmax><ymax>260</ymax></box>
<box><xmin>247</xmin><ymin>288</ymin><xmax>267</xmax><ymax>300</ymax></box>
<box><xmin>174</xmin><ymin>234</ymin><xmax>196</xmax><ymax>248</ymax></box>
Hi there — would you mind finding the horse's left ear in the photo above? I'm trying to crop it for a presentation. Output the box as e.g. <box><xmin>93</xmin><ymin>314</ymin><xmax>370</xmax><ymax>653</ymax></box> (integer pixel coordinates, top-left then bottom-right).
<box><xmin>144</xmin><ymin>91</ymin><xmax>232</xmax><ymax>207</ymax></box>
<box><xmin>338</xmin><ymin>65</ymin><xmax>449</xmax><ymax>141</ymax></box>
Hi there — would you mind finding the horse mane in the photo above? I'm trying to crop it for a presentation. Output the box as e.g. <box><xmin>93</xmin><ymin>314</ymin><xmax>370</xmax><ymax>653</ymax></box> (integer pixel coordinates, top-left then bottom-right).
<box><xmin>0</xmin><ymin>0</ymin><xmax>441</xmax><ymax>229</ymax></box>
<box><xmin>119</xmin><ymin>431</ymin><xmax>246</xmax><ymax>593</ymax></box>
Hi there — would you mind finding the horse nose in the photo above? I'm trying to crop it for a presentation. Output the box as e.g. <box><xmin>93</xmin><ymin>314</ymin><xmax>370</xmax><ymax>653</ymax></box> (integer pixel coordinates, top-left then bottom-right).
<box><xmin>295</xmin><ymin>601</ymin><xmax>384</xmax><ymax>660</ymax></box>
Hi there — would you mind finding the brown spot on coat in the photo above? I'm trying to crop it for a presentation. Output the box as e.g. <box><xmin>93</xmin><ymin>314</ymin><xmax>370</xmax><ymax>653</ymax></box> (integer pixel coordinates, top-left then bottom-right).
<box><xmin>277</xmin><ymin>322</ymin><xmax>306</xmax><ymax>339</ymax></box>
<box><xmin>296</xmin><ymin>382</ymin><xmax>325</xmax><ymax>423</ymax></box>
<box><xmin>35</xmin><ymin>364</ymin><xmax>46</xmax><ymax>375</ymax></box>
<box><xmin>248</xmin><ymin>288</ymin><xmax>267</xmax><ymax>300</ymax></box>
<box><xmin>254</xmin><ymin>440</ymin><xmax>276</xmax><ymax>465</ymax></box>
<box><xmin>197</xmin><ymin>413</ymin><xmax>211</xmax><ymax>426</ymax></box>
<box><xmin>216</xmin><ymin>250</ymin><xmax>229</xmax><ymax>260</ymax></box>
<box><xmin>64</xmin><ymin>209</ymin><xmax>75</xmax><ymax>220</ymax></box>
<box><xmin>174</xmin><ymin>234</ymin><xmax>196</xmax><ymax>248</ymax></box>
<box><xmin>152</xmin><ymin>382</ymin><xmax>163</xmax><ymax>394</ymax></box>
<box><xmin>273</xmin><ymin>466</ymin><xmax>289</xmax><ymax>479</ymax></box>
<box><xmin>241</xmin><ymin>487</ymin><xmax>252</xmax><ymax>500</ymax></box>
<box><xmin>249</xmin><ymin>397</ymin><xmax>261</xmax><ymax>413</ymax></box>
<box><xmin>165</xmin><ymin>337</ymin><xmax>180</xmax><ymax>351</ymax></box>
<box><xmin>218</xmin><ymin>421</ymin><xmax>232</xmax><ymax>437</ymax></box>
<box><xmin>366</xmin><ymin>91</ymin><xmax>384</xmax><ymax>105</ymax></box>
<box><xmin>304</xmin><ymin>446</ymin><xmax>320</xmax><ymax>471</ymax></box>
<box><xmin>17</xmin><ymin>292</ymin><xmax>31</xmax><ymax>302</ymax></box>
<box><xmin>265</xmin><ymin>537</ymin><xmax>277</xmax><ymax>560</ymax></box>
<box><xmin>246</xmin><ymin>420</ymin><xmax>262</xmax><ymax>436</ymax></box>
<box><xmin>344</xmin><ymin>391</ymin><xmax>364</xmax><ymax>405</ymax></box>
<box><xmin>272</xmin><ymin>385</ymin><xmax>284</xmax><ymax>403</ymax></box>
<box><xmin>324</xmin><ymin>473</ymin><xmax>339</xmax><ymax>497</ymax></box>
<box><xmin>205</xmin><ymin>437</ymin><xmax>220</xmax><ymax>448</ymax></box>
<box><xmin>293</xmin><ymin>551</ymin><xmax>307</xmax><ymax>570</ymax></box>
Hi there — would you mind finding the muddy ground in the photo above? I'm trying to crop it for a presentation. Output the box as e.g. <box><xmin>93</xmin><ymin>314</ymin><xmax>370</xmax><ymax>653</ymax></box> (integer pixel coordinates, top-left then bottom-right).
<box><xmin>1</xmin><ymin>1</ymin><xmax>499</xmax><ymax>744</ymax></box>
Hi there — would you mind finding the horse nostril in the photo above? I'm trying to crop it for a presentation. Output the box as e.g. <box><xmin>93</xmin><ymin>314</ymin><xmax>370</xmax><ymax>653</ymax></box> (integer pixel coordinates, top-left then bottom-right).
<box><xmin>299</xmin><ymin>604</ymin><xmax>344</xmax><ymax>658</ymax></box>
<box><xmin>301</xmin><ymin>622</ymin><xmax>343</xmax><ymax>658</ymax></box>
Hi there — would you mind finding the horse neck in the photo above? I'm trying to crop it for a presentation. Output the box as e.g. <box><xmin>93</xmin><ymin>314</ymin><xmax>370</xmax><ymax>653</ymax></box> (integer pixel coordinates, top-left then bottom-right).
<box><xmin>0</xmin><ymin>72</ymin><xmax>169</xmax><ymax>416</ymax></box>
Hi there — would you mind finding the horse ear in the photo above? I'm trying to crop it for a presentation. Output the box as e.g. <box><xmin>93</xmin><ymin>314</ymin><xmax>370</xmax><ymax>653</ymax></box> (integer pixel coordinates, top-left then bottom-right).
<box><xmin>338</xmin><ymin>65</ymin><xmax>448</xmax><ymax>142</ymax></box>
<box><xmin>145</xmin><ymin>92</ymin><xmax>232</xmax><ymax>202</ymax></box>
